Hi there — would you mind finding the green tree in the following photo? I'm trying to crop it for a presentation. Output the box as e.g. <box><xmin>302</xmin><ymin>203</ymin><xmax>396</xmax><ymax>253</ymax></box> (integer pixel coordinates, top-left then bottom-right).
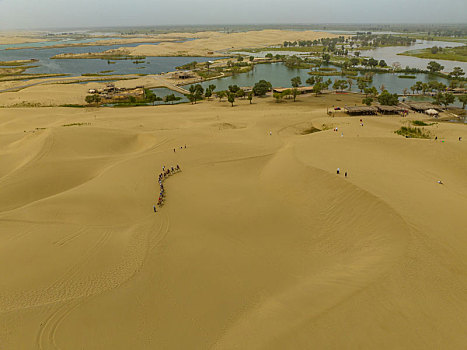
<box><xmin>306</xmin><ymin>76</ymin><xmax>315</xmax><ymax>85</ymax></box>
<box><xmin>192</xmin><ymin>84</ymin><xmax>204</xmax><ymax>103</ymax></box>
<box><xmin>249</xmin><ymin>56</ymin><xmax>255</xmax><ymax>62</ymax></box>
<box><xmin>379</xmin><ymin>59</ymin><xmax>387</xmax><ymax>67</ymax></box>
<box><xmin>208</xmin><ymin>84</ymin><xmax>216</xmax><ymax>93</ymax></box>
<box><xmin>186</xmin><ymin>94</ymin><xmax>196</xmax><ymax>104</ymax></box>
<box><xmin>457</xmin><ymin>95</ymin><xmax>467</xmax><ymax>109</ymax></box>
<box><xmin>291</xmin><ymin>76</ymin><xmax>302</xmax><ymax>88</ymax></box>
<box><xmin>253</xmin><ymin>80</ymin><xmax>272</xmax><ymax>96</ymax></box>
<box><xmin>273</xmin><ymin>92</ymin><xmax>283</xmax><ymax>103</ymax></box>
<box><xmin>368</xmin><ymin>58</ymin><xmax>379</xmax><ymax>67</ymax></box>
<box><xmin>227</xmin><ymin>92</ymin><xmax>235</xmax><ymax>107</ymax></box>
<box><xmin>377</xmin><ymin>90</ymin><xmax>399</xmax><ymax>106</ymax></box>
<box><xmin>265</xmin><ymin>53</ymin><xmax>273</xmax><ymax>58</ymax></box>
<box><xmin>427</xmin><ymin>61</ymin><xmax>444</xmax><ymax>73</ymax></box>
<box><xmin>362</xmin><ymin>97</ymin><xmax>373</xmax><ymax>106</ymax></box>
<box><xmin>85</xmin><ymin>94</ymin><xmax>101</xmax><ymax>106</ymax></box>
<box><xmin>449</xmin><ymin>67</ymin><xmax>465</xmax><ymax>79</ymax></box>
<box><xmin>236</xmin><ymin>89</ymin><xmax>245</xmax><ymax>99</ymax></box>
<box><xmin>228</xmin><ymin>85</ymin><xmax>240</xmax><ymax>93</ymax></box>
<box><xmin>313</xmin><ymin>82</ymin><xmax>323</xmax><ymax>96</ymax></box>
<box><xmin>322</xmin><ymin>53</ymin><xmax>331</xmax><ymax>63</ymax></box>
<box><xmin>349</xmin><ymin>57</ymin><xmax>360</xmax><ymax>66</ymax></box>
<box><xmin>164</xmin><ymin>94</ymin><xmax>181</xmax><ymax>104</ymax></box>
<box><xmin>237</xmin><ymin>56</ymin><xmax>244</xmax><ymax>62</ymax></box>
<box><xmin>357</xmin><ymin>79</ymin><xmax>368</xmax><ymax>92</ymax></box>
<box><xmin>434</xmin><ymin>92</ymin><xmax>455</xmax><ymax>107</ymax></box>
<box><xmin>204</xmin><ymin>89</ymin><xmax>212</xmax><ymax>99</ymax></box>
<box><xmin>248</xmin><ymin>91</ymin><xmax>253</xmax><ymax>104</ymax></box>
<box><xmin>442</xmin><ymin>93</ymin><xmax>455</xmax><ymax>107</ymax></box>
<box><xmin>292</xmin><ymin>88</ymin><xmax>299</xmax><ymax>102</ymax></box>
<box><xmin>216</xmin><ymin>90</ymin><xmax>226</xmax><ymax>101</ymax></box>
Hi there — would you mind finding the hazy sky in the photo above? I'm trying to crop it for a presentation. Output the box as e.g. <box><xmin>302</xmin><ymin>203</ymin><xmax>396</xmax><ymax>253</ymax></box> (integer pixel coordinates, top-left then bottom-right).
<box><xmin>0</xmin><ymin>0</ymin><xmax>465</xmax><ymax>30</ymax></box>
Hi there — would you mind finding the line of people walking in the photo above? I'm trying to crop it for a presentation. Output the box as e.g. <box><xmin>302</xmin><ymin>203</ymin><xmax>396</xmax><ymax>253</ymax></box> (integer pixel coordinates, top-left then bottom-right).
<box><xmin>153</xmin><ymin>164</ymin><xmax>181</xmax><ymax>212</ymax></box>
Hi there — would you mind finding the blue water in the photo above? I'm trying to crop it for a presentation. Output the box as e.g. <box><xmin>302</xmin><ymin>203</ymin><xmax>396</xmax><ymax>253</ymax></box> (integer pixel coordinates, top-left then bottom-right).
<box><xmin>188</xmin><ymin>62</ymin><xmax>451</xmax><ymax>95</ymax></box>
<box><xmin>0</xmin><ymin>41</ymin><xmax>213</xmax><ymax>76</ymax></box>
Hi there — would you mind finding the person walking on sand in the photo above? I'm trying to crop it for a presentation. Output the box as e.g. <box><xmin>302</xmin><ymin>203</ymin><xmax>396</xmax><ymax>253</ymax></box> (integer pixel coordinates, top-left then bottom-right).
<box><xmin>153</xmin><ymin>205</ymin><xmax>157</xmax><ymax>213</ymax></box>
<box><xmin>173</xmin><ymin>148</ymin><xmax>176</xmax><ymax>153</ymax></box>
<box><xmin>337</xmin><ymin>168</ymin><xmax>340</xmax><ymax>175</ymax></box>
<box><xmin>345</xmin><ymin>171</ymin><xmax>348</xmax><ymax>178</ymax></box>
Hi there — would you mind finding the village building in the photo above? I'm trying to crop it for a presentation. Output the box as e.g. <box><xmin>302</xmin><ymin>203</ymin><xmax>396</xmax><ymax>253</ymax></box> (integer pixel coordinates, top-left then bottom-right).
<box><xmin>172</xmin><ymin>71</ymin><xmax>192</xmax><ymax>79</ymax></box>
<box><xmin>344</xmin><ymin>106</ymin><xmax>378</xmax><ymax>115</ymax></box>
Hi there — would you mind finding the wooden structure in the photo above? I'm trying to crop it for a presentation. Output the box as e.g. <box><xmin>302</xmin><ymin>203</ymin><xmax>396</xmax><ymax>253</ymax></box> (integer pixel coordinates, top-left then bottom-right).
<box><xmin>172</xmin><ymin>71</ymin><xmax>192</xmax><ymax>79</ymax></box>
<box><xmin>376</xmin><ymin>105</ymin><xmax>407</xmax><ymax>115</ymax></box>
<box><xmin>403</xmin><ymin>102</ymin><xmax>440</xmax><ymax>113</ymax></box>
<box><xmin>344</xmin><ymin>106</ymin><xmax>378</xmax><ymax>115</ymax></box>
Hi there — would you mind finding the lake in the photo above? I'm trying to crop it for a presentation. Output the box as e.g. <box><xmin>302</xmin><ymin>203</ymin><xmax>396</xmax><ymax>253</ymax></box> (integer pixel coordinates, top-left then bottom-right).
<box><xmin>0</xmin><ymin>38</ymin><xmax>210</xmax><ymax>77</ymax></box>
<box><xmin>188</xmin><ymin>62</ymin><xmax>451</xmax><ymax>95</ymax></box>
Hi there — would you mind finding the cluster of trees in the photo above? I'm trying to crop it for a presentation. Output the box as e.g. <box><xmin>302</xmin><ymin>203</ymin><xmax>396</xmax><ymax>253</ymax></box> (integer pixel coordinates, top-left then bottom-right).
<box><xmin>284</xmin><ymin>55</ymin><xmax>312</xmax><ymax>69</ymax></box>
<box><xmin>427</xmin><ymin>61</ymin><xmax>444</xmax><ymax>73</ymax></box>
<box><xmin>176</xmin><ymin>61</ymin><xmax>198</xmax><ymax>70</ymax></box>
<box><xmin>352</xmin><ymin>34</ymin><xmax>416</xmax><ymax>48</ymax></box>
<box><xmin>265</xmin><ymin>53</ymin><xmax>283</xmax><ymax>60</ymax></box>
<box><xmin>433</xmin><ymin>92</ymin><xmax>455</xmax><ymax>107</ymax></box>
<box><xmin>360</xmin><ymin>58</ymin><xmax>387</xmax><ymax>68</ymax></box>
<box><xmin>449</xmin><ymin>67</ymin><xmax>465</xmax><ymax>79</ymax></box>
<box><xmin>332</xmin><ymin>79</ymin><xmax>349</xmax><ymax>91</ymax></box>
<box><xmin>377</xmin><ymin>90</ymin><xmax>399</xmax><ymax>106</ymax></box>
<box><xmin>410</xmin><ymin>80</ymin><xmax>447</xmax><ymax>94</ymax></box>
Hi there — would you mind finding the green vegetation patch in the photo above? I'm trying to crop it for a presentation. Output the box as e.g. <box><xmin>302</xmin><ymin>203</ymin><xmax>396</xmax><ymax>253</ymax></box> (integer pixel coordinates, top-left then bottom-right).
<box><xmin>399</xmin><ymin>45</ymin><xmax>467</xmax><ymax>63</ymax></box>
<box><xmin>62</xmin><ymin>122</ymin><xmax>91</xmax><ymax>126</ymax></box>
<box><xmin>308</xmin><ymin>71</ymin><xmax>341</xmax><ymax>76</ymax></box>
<box><xmin>412</xmin><ymin>120</ymin><xmax>436</xmax><ymax>126</ymax></box>
<box><xmin>395</xmin><ymin>126</ymin><xmax>431</xmax><ymax>139</ymax></box>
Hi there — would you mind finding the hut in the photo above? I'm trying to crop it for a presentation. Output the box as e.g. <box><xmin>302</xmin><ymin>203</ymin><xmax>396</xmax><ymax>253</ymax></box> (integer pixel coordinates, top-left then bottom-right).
<box><xmin>172</xmin><ymin>71</ymin><xmax>192</xmax><ymax>79</ymax></box>
<box><xmin>403</xmin><ymin>102</ymin><xmax>440</xmax><ymax>113</ymax></box>
<box><xmin>344</xmin><ymin>106</ymin><xmax>378</xmax><ymax>115</ymax></box>
<box><xmin>376</xmin><ymin>105</ymin><xmax>406</xmax><ymax>115</ymax></box>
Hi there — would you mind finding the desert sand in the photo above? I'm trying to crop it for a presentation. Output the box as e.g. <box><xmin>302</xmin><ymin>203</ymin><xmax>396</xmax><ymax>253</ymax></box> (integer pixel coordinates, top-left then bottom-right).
<box><xmin>110</xmin><ymin>30</ymin><xmax>339</xmax><ymax>57</ymax></box>
<box><xmin>0</xmin><ymin>93</ymin><xmax>466</xmax><ymax>349</ymax></box>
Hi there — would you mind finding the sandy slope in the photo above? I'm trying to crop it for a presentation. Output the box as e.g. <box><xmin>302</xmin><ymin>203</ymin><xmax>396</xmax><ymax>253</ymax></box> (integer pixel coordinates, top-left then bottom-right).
<box><xmin>0</xmin><ymin>95</ymin><xmax>466</xmax><ymax>349</ymax></box>
<box><xmin>122</xmin><ymin>30</ymin><xmax>339</xmax><ymax>57</ymax></box>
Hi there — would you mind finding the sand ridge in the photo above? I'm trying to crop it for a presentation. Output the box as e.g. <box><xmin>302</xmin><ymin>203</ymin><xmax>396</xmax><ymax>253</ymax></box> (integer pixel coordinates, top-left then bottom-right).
<box><xmin>0</xmin><ymin>95</ymin><xmax>466</xmax><ymax>349</ymax></box>
<box><xmin>121</xmin><ymin>29</ymin><xmax>340</xmax><ymax>57</ymax></box>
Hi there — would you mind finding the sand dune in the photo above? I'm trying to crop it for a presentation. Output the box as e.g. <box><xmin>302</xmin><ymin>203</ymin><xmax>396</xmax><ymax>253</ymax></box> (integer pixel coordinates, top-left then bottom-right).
<box><xmin>0</xmin><ymin>94</ymin><xmax>466</xmax><ymax>349</ymax></box>
<box><xmin>123</xmin><ymin>30</ymin><xmax>340</xmax><ymax>57</ymax></box>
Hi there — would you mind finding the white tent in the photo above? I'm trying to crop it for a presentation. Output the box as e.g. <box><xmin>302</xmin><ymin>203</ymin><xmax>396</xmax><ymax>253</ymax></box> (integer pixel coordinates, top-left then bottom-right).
<box><xmin>426</xmin><ymin>109</ymin><xmax>439</xmax><ymax>115</ymax></box>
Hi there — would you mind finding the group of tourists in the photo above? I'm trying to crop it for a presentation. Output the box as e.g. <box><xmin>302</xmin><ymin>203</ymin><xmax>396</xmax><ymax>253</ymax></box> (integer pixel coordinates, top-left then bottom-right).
<box><xmin>337</xmin><ymin>168</ymin><xmax>348</xmax><ymax>178</ymax></box>
<box><xmin>153</xmin><ymin>164</ymin><xmax>181</xmax><ymax>212</ymax></box>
